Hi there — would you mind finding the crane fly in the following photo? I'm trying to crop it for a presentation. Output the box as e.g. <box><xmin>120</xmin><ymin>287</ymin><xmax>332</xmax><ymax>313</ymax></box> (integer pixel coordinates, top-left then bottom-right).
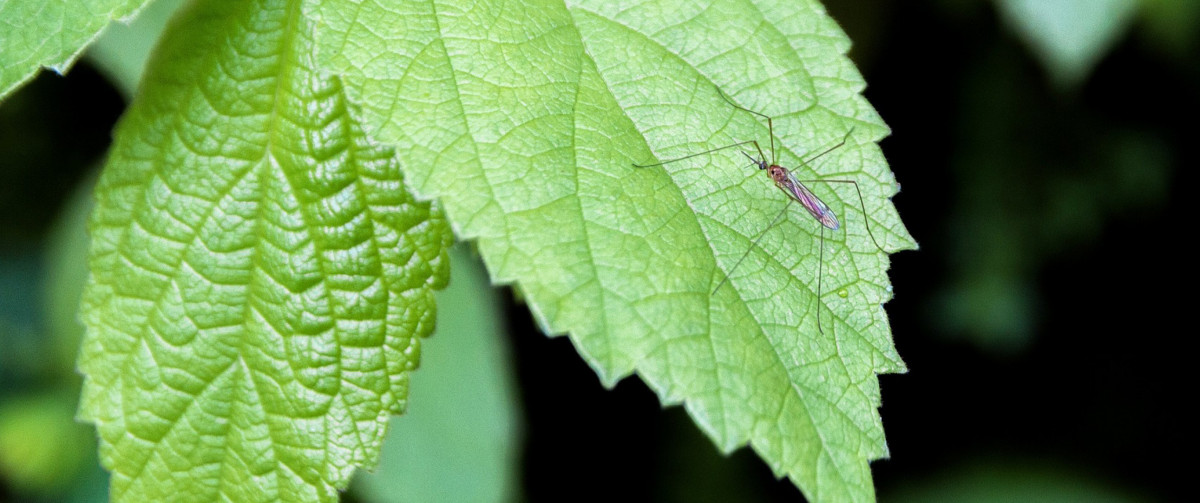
<box><xmin>633</xmin><ymin>87</ymin><xmax>885</xmax><ymax>334</ymax></box>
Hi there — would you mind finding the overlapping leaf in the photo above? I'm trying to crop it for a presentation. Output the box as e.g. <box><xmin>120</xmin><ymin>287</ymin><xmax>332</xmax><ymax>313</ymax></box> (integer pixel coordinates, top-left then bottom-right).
<box><xmin>0</xmin><ymin>0</ymin><xmax>148</xmax><ymax>97</ymax></box>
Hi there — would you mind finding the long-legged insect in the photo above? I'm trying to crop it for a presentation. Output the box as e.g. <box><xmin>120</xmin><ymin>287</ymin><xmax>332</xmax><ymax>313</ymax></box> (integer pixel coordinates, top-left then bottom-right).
<box><xmin>633</xmin><ymin>87</ymin><xmax>885</xmax><ymax>333</ymax></box>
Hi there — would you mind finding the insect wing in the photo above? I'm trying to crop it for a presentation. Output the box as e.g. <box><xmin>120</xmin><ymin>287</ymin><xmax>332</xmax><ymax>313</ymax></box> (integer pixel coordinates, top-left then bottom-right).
<box><xmin>777</xmin><ymin>171</ymin><xmax>840</xmax><ymax>230</ymax></box>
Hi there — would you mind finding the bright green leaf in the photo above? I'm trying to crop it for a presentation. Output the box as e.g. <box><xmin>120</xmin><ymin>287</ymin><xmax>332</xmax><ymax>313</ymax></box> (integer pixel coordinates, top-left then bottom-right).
<box><xmin>354</xmin><ymin>245</ymin><xmax>521</xmax><ymax>503</ymax></box>
<box><xmin>996</xmin><ymin>0</ymin><xmax>1138</xmax><ymax>88</ymax></box>
<box><xmin>77</xmin><ymin>0</ymin><xmax>451</xmax><ymax>501</ymax></box>
<box><xmin>310</xmin><ymin>0</ymin><xmax>914</xmax><ymax>500</ymax></box>
<box><xmin>0</xmin><ymin>0</ymin><xmax>149</xmax><ymax>99</ymax></box>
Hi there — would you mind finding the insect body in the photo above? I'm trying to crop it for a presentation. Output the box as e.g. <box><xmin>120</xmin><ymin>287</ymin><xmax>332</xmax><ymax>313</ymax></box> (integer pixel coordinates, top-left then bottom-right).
<box><xmin>755</xmin><ymin>155</ymin><xmax>839</xmax><ymax>230</ymax></box>
<box><xmin>634</xmin><ymin>86</ymin><xmax>885</xmax><ymax>334</ymax></box>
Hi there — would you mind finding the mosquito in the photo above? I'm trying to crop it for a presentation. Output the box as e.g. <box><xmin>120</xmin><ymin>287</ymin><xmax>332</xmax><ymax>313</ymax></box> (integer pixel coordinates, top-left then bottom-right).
<box><xmin>633</xmin><ymin>87</ymin><xmax>885</xmax><ymax>334</ymax></box>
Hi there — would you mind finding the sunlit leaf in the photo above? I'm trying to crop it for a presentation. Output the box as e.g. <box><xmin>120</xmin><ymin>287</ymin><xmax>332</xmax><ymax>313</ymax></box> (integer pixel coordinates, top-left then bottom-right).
<box><xmin>310</xmin><ymin>0</ymin><xmax>914</xmax><ymax>500</ymax></box>
<box><xmin>0</xmin><ymin>0</ymin><xmax>148</xmax><ymax>98</ymax></box>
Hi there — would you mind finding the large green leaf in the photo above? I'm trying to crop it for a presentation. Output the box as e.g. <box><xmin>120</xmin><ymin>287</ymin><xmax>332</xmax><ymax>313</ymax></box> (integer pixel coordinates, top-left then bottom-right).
<box><xmin>310</xmin><ymin>0</ymin><xmax>914</xmax><ymax>500</ymax></box>
<box><xmin>77</xmin><ymin>0</ymin><xmax>451</xmax><ymax>501</ymax></box>
<box><xmin>0</xmin><ymin>0</ymin><xmax>149</xmax><ymax>99</ymax></box>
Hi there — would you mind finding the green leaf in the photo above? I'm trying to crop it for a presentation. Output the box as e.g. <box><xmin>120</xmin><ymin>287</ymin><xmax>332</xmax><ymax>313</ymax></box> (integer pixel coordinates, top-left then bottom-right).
<box><xmin>77</xmin><ymin>0</ymin><xmax>451</xmax><ymax>501</ymax></box>
<box><xmin>354</xmin><ymin>245</ymin><xmax>521</xmax><ymax>503</ymax></box>
<box><xmin>0</xmin><ymin>0</ymin><xmax>149</xmax><ymax>99</ymax></box>
<box><xmin>995</xmin><ymin>0</ymin><xmax>1138</xmax><ymax>88</ymax></box>
<box><xmin>310</xmin><ymin>0</ymin><xmax>914</xmax><ymax>500</ymax></box>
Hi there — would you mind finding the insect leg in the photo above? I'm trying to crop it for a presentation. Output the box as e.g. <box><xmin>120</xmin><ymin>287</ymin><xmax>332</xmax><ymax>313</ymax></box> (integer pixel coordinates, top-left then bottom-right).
<box><xmin>715</xmin><ymin>86</ymin><xmax>777</xmax><ymax>164</ymax></box>
<box><xmin>795</xmin><ymin>178</ymin><xmax>886</xmax><ymax>252</ymax></box>
<box><xmin>712</xmin><ymin>199</ymin><xmax>794</xmax><ymax>295</ymax></box>
<box><xmin>632</xmin><ymin>140</ymin><xmax>763</xmax><ymax>168</ymax></box>
<box><xmin>795</xmin><ymin>129</ymin><xmax>854</xmax><ymax>167</ymax></box>
<box><xmin>817</xmin><ymin>225</ymin><xmax>826</xmax><ymax>334</ymax></box>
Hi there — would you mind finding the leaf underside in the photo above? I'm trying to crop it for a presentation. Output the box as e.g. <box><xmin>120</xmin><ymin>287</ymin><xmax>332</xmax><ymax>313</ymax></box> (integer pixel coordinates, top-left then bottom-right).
<box><xmin>78</xmin><ymin>0</ymin><xmax>450</xmax><ymax>500</ymax></box>
<box><xmin>309</xmin><ymin>0</ymin><xmax>914</xmax><ymax>501</ymax></box>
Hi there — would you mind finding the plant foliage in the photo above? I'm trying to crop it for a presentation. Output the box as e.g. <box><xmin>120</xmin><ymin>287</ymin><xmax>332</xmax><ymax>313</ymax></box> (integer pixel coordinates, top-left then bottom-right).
<box><xmin>1</xmin><ymin>0</ymin><xmax>914</xmax><ymax>501</ymax></box>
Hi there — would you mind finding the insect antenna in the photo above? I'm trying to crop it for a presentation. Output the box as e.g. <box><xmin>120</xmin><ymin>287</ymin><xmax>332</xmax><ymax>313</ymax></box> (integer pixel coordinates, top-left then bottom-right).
<box><xmin>634</xmin><ymin>86</ymin><xmax>781</xmax><ymax>169</ymax></box>
<box><xmin>632</xmin><ymin>140</ymin><xmax>764</xmax><ymax>168</ymax></box>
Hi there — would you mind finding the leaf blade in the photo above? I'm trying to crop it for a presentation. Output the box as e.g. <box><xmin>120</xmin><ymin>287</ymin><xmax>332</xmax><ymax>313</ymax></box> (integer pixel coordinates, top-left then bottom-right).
<box><xmin>78</xmin><ymin>0</ymin><xmax>451</xmax><ymax>500</ymax></box>
<box><xmin>315</xmin><ymin>0</ymin><xmax>914</xmax><ymax>500</ymax></box>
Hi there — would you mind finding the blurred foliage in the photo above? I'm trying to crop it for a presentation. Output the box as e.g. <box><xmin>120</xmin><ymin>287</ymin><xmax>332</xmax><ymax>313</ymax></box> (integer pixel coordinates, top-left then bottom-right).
<box><xmin>832</xmin><ymin>0</ymin><xmax>1180</xmax><ymax>354</ymax></box>
<box><xmin>1</xmin><ymin>172</ymin><xmax>108</xmax><ymax>501</ymax></box>
<box><xmin>42</xmin><ymin>175</ymin><xmax>95</xmax><ymax>375</ymax></box>
<box><xmin>0</xmin><ymin>71</ymin><xmax>121</xmax><ymax>245</ymax></box>
<box><xmin>1134</xmin><ymin>0</ymin><xmax>1200</xmax><ymax>62</ymax></box>
<box><xmin>0</xmin><ymin>393</ymin><xmax>92</xmax><ymax>494</ymax></box>
<box><xmin>935</xmin><ymin>44</ymin><xmax>1172</xmax><ymax>353</ymax></box>
<box><xmin>885</xmin><ymin>458</ymin><xmax>1146</xmax><ymax>503</ymax></box>
<box><xmin>996</xmin><ymin>0</ymin><xmax>1139</xmax><ymax>88</ymax></box>
<box><xmin>87</xmin><ymin>0</ymin><xmax>187</xmax><ymax>96</ymax></box>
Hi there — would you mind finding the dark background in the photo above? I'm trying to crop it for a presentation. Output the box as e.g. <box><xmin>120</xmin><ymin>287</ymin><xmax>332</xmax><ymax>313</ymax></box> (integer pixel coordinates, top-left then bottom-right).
<box><xmin>1</xmin><ymin>1</ymin><xmax>1191</xmax><ymax>501</ymax></box>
